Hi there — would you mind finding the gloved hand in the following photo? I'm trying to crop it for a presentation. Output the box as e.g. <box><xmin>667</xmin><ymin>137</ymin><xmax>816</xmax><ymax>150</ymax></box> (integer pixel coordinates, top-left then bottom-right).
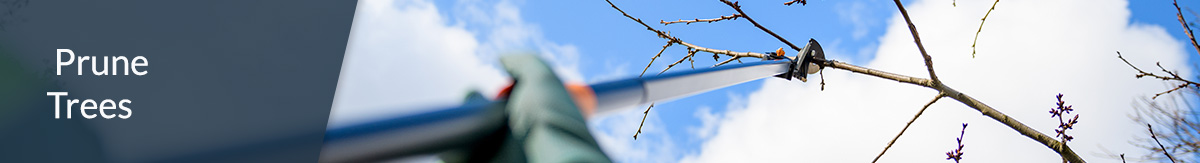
<box><xmin>441</xmin><ymin>54</ymin><xmax>611</xmax><ymax>163</ymax></box>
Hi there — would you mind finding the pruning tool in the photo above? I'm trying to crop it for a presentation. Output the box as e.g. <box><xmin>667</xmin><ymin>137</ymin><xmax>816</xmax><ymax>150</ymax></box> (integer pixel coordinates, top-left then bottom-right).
<box><xmin>320</xmin><ymin>39</ymin><xmax>826</xmax><ymax>162</ymax></box>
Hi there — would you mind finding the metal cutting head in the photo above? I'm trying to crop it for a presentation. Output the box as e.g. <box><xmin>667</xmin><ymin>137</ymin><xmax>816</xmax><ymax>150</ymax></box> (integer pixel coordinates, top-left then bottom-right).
<box><xmin>793</xmin><ymin>39</ymin><xmax>825</xmax><ymax>82</ymax></box>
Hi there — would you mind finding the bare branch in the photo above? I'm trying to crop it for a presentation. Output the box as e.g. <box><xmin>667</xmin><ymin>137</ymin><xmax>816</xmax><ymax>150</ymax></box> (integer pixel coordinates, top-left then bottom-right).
<box><xmin>891</xmin><ymin>0</ymin><xmax>941</xmax><ymax>83</ymax></box>
<box><xmin>946</xmin><ymin>123</ymin><xmax>968</xmax><ymax>163</ymax></box>
<box><xmin>1156</xmin><ymin>62</ymin><xmax>1184</xmax><ymax>80</ymax></box>
<box><xmin>823</xmin><ymin>60</ymin><xmax>934</xmax><ymax>86</ymax></box>
<box><xmin>661</xmin><ymin>14</ymin><xmax>743</xmax><ymax>25</ymax></box>
<box><xmin>1130</xmin><ymin>94</ymin><xmax>1200</xmax><ymax>162</ymax></box>
<box><xmin>605</xmin><ymin>0</ymin><xmax>675</xmax><ymax>41</ymax></box>
<box><xmin>1117</xmin><ymin>52</ymin><xmax>1149</xmax><ymax>73</ymax></box>
<box><xmin>971</xmin><ymin>0</ymin><xmax>1000</xmax><ymax>58</ymax></box>
<box><xmin>641</xmin><ymin>41</ymin><xmax>674</xmax><ymax>77</ymax></box>
<box><xmin>609</xmin><ymin>1</ymin><xmax>1084</xmax><ymax>161</ymax></box>
<box><xmin>714</xmin><ymin>56</ymin><xmax>742</xmax><ymax>67</ymax></box>
<box><xmin>783</xmin><ymin>0</ymin><xmax>806</xmax><ymax>6</ymax></box>
<box><xmin>823</xmin><ymin>60</ymin><xmax>1086</xmax><ymax>163</ymax></box>
<box><xmin>689</xmin><ymin>51</ymin><xmax>696</xmax><ymax>69</ymax></box>
<box><xmin>1149</xmin><ymin>124</ymin><xmax>1179</xmax><ymax>163</ymax></box>
<box><xmin>1050</xmin><ymin>94</ymin><xmax>1078</xmax><ymax>143</ymax></box>
<box><xmin>634</xmin><ymin>103</ymin><xmax>654</xmax><ymax>140</ymax></box>
<box><xmin>1155</xmin><ymin>84</ymin><xmax>1190</xmax><ymax>99</ymax></box>
<box><xmin>679</xmin><ymin>41</ymin><xmax>769</xmax><ymax>58</ymax></box>
<box><xmin>1050</xmin><ymin>94</ymin><xmax>1080</xmax><ymax>163</ymax></box>
<box><xmin>873</xmin><ymin>94</ymin><xmax>946</xmax><ymax>163</ymax></box>
<box><xmin>819</xmin><ymin>69</ymin><xmax>825</xmax><ymax>90</ymax></box>
<box><xmin>721</xmin><ymin>0</ymin><xmax>804</xmax><ymax>52</ymax></box>
<box><xmin>1116</xmin><ymin>51</ymin><xmax>1199</xmax><ymax>99</ymax></box>
<box><xmin>1174</xmin><ymin>0</ymin><xmax>1200</xmax><ymax>57</ymax></box>
<box><xmin>660</xmin><ymin>49</ymin><xmax>698</xmax><ymax>75</ymax></box>
<box><xmin>609</xmin><ymin>0</ymin><xmax>768</xmax><ymax>69</ymax></box>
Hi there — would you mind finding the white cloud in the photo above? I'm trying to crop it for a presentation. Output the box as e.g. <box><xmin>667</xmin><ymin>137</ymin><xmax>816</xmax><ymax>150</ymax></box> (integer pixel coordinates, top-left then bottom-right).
<box><xmin>837</xmin><ymin>1</ymin><xmax>874</xmax><ymax>40</ymax></box>
<box><xmin>329</xmin><ymin>0</ymin><xmax>584</xmax><ymax>127</ymax></box>
<box><xmin>329</xmin><ymin>0</ymin><xmax>507</xmax><ymax>126</ymax></box>
<box><xmin>682</xmin><ymin>0</ymin><xmax>1190</xmax><ymax>162</ymax></box>
<box><xmin>590</xmin><ymin>105</ymin><xmax>682</xmax><ymax>163</ymax></box>
<box><xmin>688</xmin><ymin>106</ymin><xmax>720</xmax><ymax>139</ymax></box>
<box><xmin>587</xmin><ymin>60</ymin><xmax>630</xmax><ymax>83</ymax></box>
<box><xmin>453</xmin><ymin>0</ymin><xmax>586</xmax><ymax>82</ymax></box>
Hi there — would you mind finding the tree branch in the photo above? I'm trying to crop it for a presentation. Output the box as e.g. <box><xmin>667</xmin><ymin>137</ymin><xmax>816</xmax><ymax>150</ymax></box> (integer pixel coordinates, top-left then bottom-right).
<box><xmin>971</xmin><ymin>0</ymin><xmax>1000</xmax><ymax>58</ymax></box>
<box><xmin>823</xmin><ymin>60</ymin><xmax>1085</xmax><ymax>163</ymax></box>
<box><xmin>721</xmin><ymin>0</ymin><xmax>804</xmax><ymax>52</ymax></box>
<box><xmin>946</xmin><ymin>123</ymin><xmax>968</xmax><ymax>163</ymax></box>
<box><xmin>660</xmin><ymin>49</ymin><xmax>699</xmax><ymax>75</ymax></box>
<box><xmin>641</xmin><ymin>41</ymin><xmax>673</xmax><ymax>77</ymax></box>
<box><xmin>873</xmin><ymin>94</ymin><xmax>946</xmax><ymax>163</ymax></box>
<box><xmin>607</xmin><ymin>0</ymin><xmax>766</xmax><ymax>71</ymax></box>
<box><xmin>608</xmin><ymin>1</ymin><xmax>1084</xmax><ymax>161</ymax></box>
<box><xmin>714</xmin><ymin>56</ymin><xmax>742</xmax><ymax>67</ymax></box>
<box><xmin>1174</xmin><ymin>0</ymin><xmax>1200</xmax><ymax>57</ymax></box>
<box><xmin>1117</xmin><ymin>51</ymin><xmax>1199</xmax><ymax>99</ymax></box>
<box><xmin>1149</xmin><ymin>124</ymin><xmax>1179</xmax><ymax>163</ymax></box>
<box><xmin>661</xmin><ymin>14</ymin><xmax>743</xmax><ymax>25</ymax></box>
<box><xmin>679</xmin><ymin>41</ymin><xmax>769</xmax><ymax>58</ymax></box>
<box><xmin>783</xmin><ymin>0</ymin><xmax>805</xmax><ymax>6</ymax></box>
<box><xmin>605</xmin><ymin>0</ymin><xmax>674</xmax><ymax>41</ymax></box>
<box><xmin>891</xmin><ymin>0</ymin><xmax>941</xmax><ymax>83</ymax></box>
<box><xmin>634</xmin><ymin>103</ymin><xmax>654</xmax><ymax>140</ymax></box>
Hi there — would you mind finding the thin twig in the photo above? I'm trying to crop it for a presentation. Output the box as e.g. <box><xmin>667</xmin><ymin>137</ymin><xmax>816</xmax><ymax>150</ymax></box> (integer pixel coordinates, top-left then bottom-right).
<box><xmin>721</xmin><ymin>0</ymin><xmax>804</xmax><ymax>52</ymax></box>
<box><xmin>679</xmin><ymin>41</ymin><xmax>769</xmax><ymax>58</ymax></box>
<box><xmin>661</xmin><ymin>14</ymin><xmax>743</xmax><ymax>25</ymax></box>
<box><xmin>783</xmin><ymin>0</ymin><xmax>806</xmax><ymax>6</ymax></box>
<box><xmin>714</xmin><ymin>56</ymin><xmax>742</xmax><ymax>67</ymax></box>
<box><xmin>891</xmin><ymin>0</ymin><xmax>941</xmax><ymax>83</ymax></box>
<box><xmin>1117</xmin><ymin>52</ymin><xmax>1148</xmax><ymax>73</ymax></box>
<box><xmin>634</xmin><ymin>103</ymin><xmax>654</xmax><ymax>140</ymax></box>
<box><xmin>1156</xmin><ymin>62</ymin><xmax>1184</xmax><ymax>80</ymax></box>
<box><xmin>873</xmin><ymin>94</ymin><xmax>946</xmax><ymax>163</ymax></box>
<box><xmin>1174</xmin><ymin>0</ymin><xmax>1200</xmax><ymax>57</ymax></box>
<box><xmin>641</xmin><ymin>41</ymin><xmax>674</xmax><ymax>77</ymax></box>
<box><xmin>1156</xmin><ymin>84</ymin><xmax>1190</xmax><ymax>99</ymax></box>
<box><xmin>1116</xmin><ymin>51</ymin><xmax>1199</xmax><ymax>99</ymax></box>
<box><xmin>689</xmin><ymin>51</ymin><xmax>695</xmax><ymax>69</ymax></box>
<box><xmin>819</xmin><ymin>69</ymin><xmax>825</xmax><ymax>90</ymax></box>
<box><xmin>1149</xmin><ymin>124</ymin><xmax>1178</xmax><ymax>163</ymax></box>
<box><xmin>946</xmin><ymin>123</ymin><xmax>968</xmax><ymax>163</ymax></box>
<box><xmin>607</xmin><ymin>0</ymin><xmax>766</xmax><ymax>67</ymax></box>
<box><xmin>1050</xmin><ymin>94</ymin><xmax>1079</xmax><ymax>163</ymax></box>
<box><xmin>606</xmin><ymin>0</ymin><xmax>776</xmax><ymax>139</ymax></box>
<box><xmin>606</xmin><ymin>0</ymin><xmax>672</xmax><ymax>40</ymax></box>
<box><xmin>971</xmin><ymin>0</ymin><xmax>1000</xmax><ymax>58</ymax></box>
<box><xmin>660</xmin><ymin>49</ymin><xmax>698</xmax><ymax>75</ymax></box>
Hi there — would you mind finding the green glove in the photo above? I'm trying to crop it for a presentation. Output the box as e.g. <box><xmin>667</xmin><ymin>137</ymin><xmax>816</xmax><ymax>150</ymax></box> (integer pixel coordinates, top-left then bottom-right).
<box><xmin>441</xmin><ymin>54</ymin><xmax>611</xmax><ymax>163</ymax></box>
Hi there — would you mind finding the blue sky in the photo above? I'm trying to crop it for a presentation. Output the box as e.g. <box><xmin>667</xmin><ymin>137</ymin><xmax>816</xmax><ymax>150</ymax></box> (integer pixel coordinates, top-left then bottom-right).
<box><xmin>430</xmin><ymin>0</ymin><xmax>902</xmax><ymax>160</ymax></box>
<box><xmin>521</xmin><ymin>0</ymin><xmax>900</xmax><ymax>159</ymax></box>
<box><xmin>332</xmin><ymin>0</ymin><xmax>1200</xmax><ymax>162</ymax></box>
